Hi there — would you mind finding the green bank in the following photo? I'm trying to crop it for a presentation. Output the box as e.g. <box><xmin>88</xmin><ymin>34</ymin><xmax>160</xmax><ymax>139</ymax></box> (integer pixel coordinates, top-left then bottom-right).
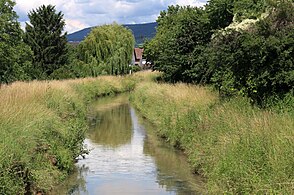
<box><xmin>0</xmin><ymin>76</ymin><xmax>136</xmax><ymax>194</ymax></box>
<box><xmin>130</xmin><ymin>79</ymin><xmax>294</xmax><ymax>194</ymax></box>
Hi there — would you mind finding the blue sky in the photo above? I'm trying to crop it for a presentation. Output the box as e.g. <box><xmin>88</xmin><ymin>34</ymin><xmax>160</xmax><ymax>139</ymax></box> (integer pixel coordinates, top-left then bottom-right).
<box><xmin>15</xmin><ymin>0</ymin><xmax>207</xmax><ymax>33</ymax></box>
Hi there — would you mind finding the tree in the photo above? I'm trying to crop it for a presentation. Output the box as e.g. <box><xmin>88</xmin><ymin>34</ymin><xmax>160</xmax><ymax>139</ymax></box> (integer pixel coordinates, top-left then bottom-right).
<box><xmin>146</xmin><ymin>0</ymin><xmax>293</xmax><ymax>105</ymax></box>
<box><xmin>0</xmin><ymin>0</ymin><xmax>32</xmax><ymax>84</ymax></box>
<box><xmin>146</xmin><ymin>5</ymin><xmax>211</xmax><ymax>82</ymax></box>
<box><xmin>24</xmin><ymin>5</ymin><xmax>68</xmax><ymax>79</ymax></box>
<box><xmin>77</xmin><ymin>23</ymin><xmax>134</xmax><ymax>76</ymax></box>
<box><xmin>233</xmin><ymin>0</ymin><xmax>267</xmax><ymax>21</ymax></box>
<box><xmin>206</xmin><ymin>0</ymin><xmax>234</xmax><ymax>30</ymax></box>
<box><xmin>209</xmin><ymin>0</ymin><xmax>294</xmax><ymax>105</ymax></box>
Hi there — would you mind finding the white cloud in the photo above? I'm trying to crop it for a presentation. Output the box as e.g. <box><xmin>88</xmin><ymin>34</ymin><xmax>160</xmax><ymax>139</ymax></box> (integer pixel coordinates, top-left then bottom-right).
<box><xmin>66</xmin><ymin>19</ymin><xmax>88</xmax><ymax>33</ymax></box>
<box><xmin>15</xmin><ymin>0</ymin><xmax>207</xmax><ymax>33</ymax></box>
<box><xmin>174</xmin><ymin>0</ymin><xmax>207</xmax><ymax>7</ymax></box>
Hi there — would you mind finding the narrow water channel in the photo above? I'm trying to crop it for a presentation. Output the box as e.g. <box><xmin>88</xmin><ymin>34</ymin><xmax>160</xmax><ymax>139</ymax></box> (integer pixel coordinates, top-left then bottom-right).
<box><xmin>52</xmin><ymin>94</ymin><xmax>205</xmax><ymax>194</ymax></box>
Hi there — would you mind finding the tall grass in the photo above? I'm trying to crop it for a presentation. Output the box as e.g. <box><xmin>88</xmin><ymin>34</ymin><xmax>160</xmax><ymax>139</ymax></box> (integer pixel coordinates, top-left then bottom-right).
<box><xmin>130</xmin><ymin>80</ymin><xmax>294</xmax><ymax>194</ymax></box>
<box><xmin>0</xmin><ymin>76</ymin><xmax>136</xmax><ymax>194</ymax></box>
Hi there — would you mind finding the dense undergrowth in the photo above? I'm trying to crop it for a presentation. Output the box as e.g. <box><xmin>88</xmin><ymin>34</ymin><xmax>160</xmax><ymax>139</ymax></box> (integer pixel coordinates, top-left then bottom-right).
<box><xmin>131</xmin><ymin>78</ymin><xmax>294</xmax><ymax>194</ymax></box>
<box><xmin>0</xmin><ymin>76</ymin><xmax>136</xmax><ymax>194</ymax></box>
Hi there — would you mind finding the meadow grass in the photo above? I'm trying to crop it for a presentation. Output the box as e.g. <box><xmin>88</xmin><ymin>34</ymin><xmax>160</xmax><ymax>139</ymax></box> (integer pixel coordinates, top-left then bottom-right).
<box><xmin>130</xmin><ymin>79</ymin><xmax>294</xmax><ymax>194</ymax></box>
<box><xmin>1</xmin><ymin>71</ymin><xmax>293</xmax><ymax>194</ymax></box>
<box><xmin>0</xmin><ymin>76</ymin><xmax>136</xmax><ymax>194</ymax></box>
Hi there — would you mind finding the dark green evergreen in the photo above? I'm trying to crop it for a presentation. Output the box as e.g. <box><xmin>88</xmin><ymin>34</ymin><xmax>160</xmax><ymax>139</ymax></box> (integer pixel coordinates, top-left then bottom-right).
<box><xmin>24</xmin><ymin>5</ymin><xmax>68</xmax><ymax>79</ymax></box>
<box><xmin>0</xmin><ymin>0</ymin><xmax>32</xmax><ymax>84</ymax></box>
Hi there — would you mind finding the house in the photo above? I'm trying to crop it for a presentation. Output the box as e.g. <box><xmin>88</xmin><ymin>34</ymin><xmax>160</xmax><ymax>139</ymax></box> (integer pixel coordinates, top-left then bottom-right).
<box><xmin>132</xmin><ymin>48</ymin><xmax>144</xmax><ymax>67</ymax></box>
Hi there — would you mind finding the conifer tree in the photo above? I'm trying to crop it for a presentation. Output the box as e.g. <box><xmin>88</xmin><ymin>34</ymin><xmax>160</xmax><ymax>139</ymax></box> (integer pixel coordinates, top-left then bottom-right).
<box><xmin>24</xmin><ymin>5</ymin><xmax>68</xmax><ymax>78</ymax></box>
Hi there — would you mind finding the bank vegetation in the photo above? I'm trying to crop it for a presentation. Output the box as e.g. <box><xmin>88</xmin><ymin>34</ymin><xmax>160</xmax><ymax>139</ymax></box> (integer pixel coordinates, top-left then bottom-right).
<box><xmin>131</xmin><ymin>75</ymin><xmax>294</xmax><ymax>194</ymax></box>
<box><xmin>0</xmin><ymin>76</ymin><xmax>136</xmax><ymax>194</ymax></box>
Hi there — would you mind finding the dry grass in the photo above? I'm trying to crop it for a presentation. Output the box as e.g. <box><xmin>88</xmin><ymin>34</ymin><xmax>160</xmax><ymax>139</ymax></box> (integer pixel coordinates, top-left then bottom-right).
<box><xmin>0</xmin><ymin>75</ymin><xmax>137</xmax><ymax>194</ymax></box>
<box><xmin>131</xmin><ymin>77</ymin><xmax>294</xmax><ymax>194</ymax></box>
<box><xmin>156</xmin><ymin>83</ymin><xmax>216</xmax><ymax>108</ymax></box>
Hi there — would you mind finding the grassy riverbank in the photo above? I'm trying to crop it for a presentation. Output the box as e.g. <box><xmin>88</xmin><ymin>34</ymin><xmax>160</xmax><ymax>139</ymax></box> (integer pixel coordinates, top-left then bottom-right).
<box><xmin>0</xmin><ymin>76</ymin><xmax>136</xmax><ymax>194</ymax></box>
<box><xmin>131</xmin><ymin>80</ymin><xmax>294</xmax><ymax>194</ymax></box>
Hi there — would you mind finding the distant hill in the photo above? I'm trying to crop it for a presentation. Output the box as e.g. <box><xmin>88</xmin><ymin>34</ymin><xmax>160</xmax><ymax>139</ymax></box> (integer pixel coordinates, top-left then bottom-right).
<box><xmin>67</xmin><ymin>22</ymin><xmax>157</xmax><ymax>45</ymax></box>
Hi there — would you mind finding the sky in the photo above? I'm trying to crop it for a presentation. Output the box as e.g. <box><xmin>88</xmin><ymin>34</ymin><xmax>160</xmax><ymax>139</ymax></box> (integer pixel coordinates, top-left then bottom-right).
<box><xmin>14</xmin><ymin>0</ymin><xmax>207</xmax><ymax>33</ymax></box>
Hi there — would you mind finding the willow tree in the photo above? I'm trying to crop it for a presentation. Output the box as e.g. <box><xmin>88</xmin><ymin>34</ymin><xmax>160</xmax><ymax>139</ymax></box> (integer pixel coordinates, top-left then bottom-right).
<box><xmin>77</xmin><ymin>23</ymin><xmax>135</xmax><ymax>76</ymax></box>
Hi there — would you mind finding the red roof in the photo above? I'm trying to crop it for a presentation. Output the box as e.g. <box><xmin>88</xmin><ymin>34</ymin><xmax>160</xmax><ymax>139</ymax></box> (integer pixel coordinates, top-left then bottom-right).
<box><xmin>134</xmin><ymin>48</ymin><xmax>144</xmax><ymax>60</ymax></box>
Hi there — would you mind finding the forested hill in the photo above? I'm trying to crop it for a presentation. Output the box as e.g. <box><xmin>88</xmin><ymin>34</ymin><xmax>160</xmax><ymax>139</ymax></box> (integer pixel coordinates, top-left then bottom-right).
<box><xmin>67</xmin><ymin>22</ymin><xmax>157</xmax><ymax>45</ymax></box>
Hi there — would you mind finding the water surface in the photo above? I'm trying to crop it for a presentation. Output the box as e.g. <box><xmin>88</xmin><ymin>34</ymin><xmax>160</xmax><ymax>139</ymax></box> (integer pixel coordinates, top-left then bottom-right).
<box><xmin>52</xmin><ymin>95</ymin><xmax>205</xmax><ymax>194</ymax></box>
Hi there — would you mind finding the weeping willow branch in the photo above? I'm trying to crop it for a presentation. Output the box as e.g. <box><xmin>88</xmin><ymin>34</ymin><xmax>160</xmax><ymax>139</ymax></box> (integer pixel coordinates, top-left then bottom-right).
<box><xmin>77</xmin><ymin>23</ymin><xmax>135</xmax><ymax>75</ymax></box>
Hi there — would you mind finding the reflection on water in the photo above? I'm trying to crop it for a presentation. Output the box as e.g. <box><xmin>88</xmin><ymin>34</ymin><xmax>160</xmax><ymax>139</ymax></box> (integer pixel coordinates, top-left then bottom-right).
<box><xmin>51</xmin><ymin>95</ymin><xmax>205</xmax><ymax>194</ymax></box>
<box><xmin>88</xmin><ymin>104</ymin><xmax>132</xmax><ymax>147</ymax></box>
<box><xmin>143</xmin><ymin>120</ymin><xmax>205</xmax><ymax>195</ymax></box>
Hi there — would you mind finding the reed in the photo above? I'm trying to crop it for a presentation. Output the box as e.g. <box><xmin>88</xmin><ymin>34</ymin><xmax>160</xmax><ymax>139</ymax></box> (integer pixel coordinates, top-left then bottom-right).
<box><xmin>0</xmin><ymin>75</ymin><xmax>136</xmax><ymax>194</ymax></box>
<box><xmin>131</xmin><ymin>80</ymin><xmax>294</xmax><ymax>194</ymax></box>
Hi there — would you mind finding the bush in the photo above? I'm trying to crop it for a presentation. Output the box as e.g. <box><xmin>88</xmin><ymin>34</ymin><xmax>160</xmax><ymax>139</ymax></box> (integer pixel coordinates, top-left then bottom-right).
<box><xmin>146</xmin><ymin>0</ymin><xmax>294</xmax><ymax>106</ymax></box>
<box><xmin>209</xmin><ymin>1</ymin><xmax>294</xmax><ymax>105</ymax></box>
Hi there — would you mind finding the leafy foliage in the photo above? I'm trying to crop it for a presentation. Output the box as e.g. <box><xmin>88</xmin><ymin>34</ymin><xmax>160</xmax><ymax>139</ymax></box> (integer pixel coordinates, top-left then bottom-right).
<box><xmin>210</xmin><ymin>0</ymin><xmax>294</xmax><ymax>105</ymax></box>
<box><xmin>145</xmin><ymin>5</ymin><xmax>212</xmax><ymax>82</ymax></box>
<box><xmin>233</xmin><ymin>0</ymin><xmax>267</xmax><ymax>20</ymax></box>
<box><xmin>146</xmin><ymin>0</ymin><xmax>294</xmax><ymax>105</ymax></box>
<box><xmin>145</xmin><ymin>2</ymin><xmax>235</xmax><ymax>83</ymax></box>
<box><xmin>24</xmin><ymin>5</ymin><xmax>68</xmax><ymax>79</ymax></box>
<box><xmin>76</xmin><ymin>23</ymin><xmax>135</xmax><ymax>76</ymax></box>
<box><xmin>206</xmin><ymin>0</ymin><xmax>234</xmax><ymax>30</ymax></box>
<box><xmin>0</xmin><ymin>0</ymin><xmax>32</xmax><ymax>84</ymax></box>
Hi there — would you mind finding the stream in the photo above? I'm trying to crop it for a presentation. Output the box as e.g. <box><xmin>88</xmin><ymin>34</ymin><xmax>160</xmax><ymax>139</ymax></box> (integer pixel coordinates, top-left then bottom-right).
<box><xmin>51</xmin><ymin>94</ymin><xmax>205</xmax><ymax>194</ymax></box>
